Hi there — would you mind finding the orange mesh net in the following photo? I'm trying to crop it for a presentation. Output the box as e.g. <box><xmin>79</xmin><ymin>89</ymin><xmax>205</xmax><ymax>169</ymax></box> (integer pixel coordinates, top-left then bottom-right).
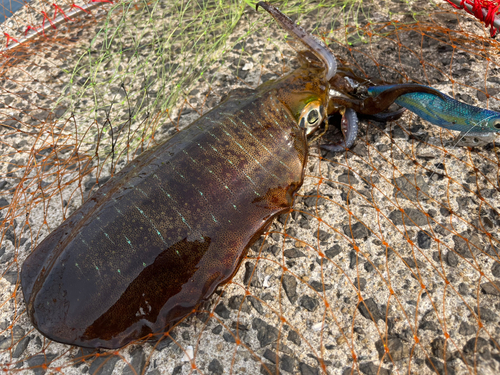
<box><xmin>1</xmin><ymin>1</ymin><xmax>500</xmax><ymax>374</ymax></box>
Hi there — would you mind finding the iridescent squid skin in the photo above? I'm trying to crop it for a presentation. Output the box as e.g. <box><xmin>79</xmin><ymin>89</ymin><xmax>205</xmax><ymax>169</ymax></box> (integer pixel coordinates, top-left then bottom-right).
<box><xmin>21</xmin><ymin>3</ymin><xmax>334</xmax><ymax>349</ymax></box>
<box><xmin>368</xmin><ymin>84</ymin><xmax>500</xmax><ymax>134</ymax></box>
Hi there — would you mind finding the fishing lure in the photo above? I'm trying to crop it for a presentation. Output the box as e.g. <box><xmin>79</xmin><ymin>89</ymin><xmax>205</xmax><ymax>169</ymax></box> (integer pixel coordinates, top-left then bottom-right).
<box><xmin>324</xmin><ymin>75</ymin><xmax>499</xmax><ymax>150</ymax></box>
<box><xmin>368</xmin><ymin>84</ymin><xmax>500</xmax><ymax>134</ymax></box>
<box><xmin>312</xmin><ymin>59</ymin><xmax>447</xmax><ymax>151</ymax></box>
<box><xmin>292</xmin><ymin>50</ymin><xmax>456</xmax><ymax>151</ymax></box>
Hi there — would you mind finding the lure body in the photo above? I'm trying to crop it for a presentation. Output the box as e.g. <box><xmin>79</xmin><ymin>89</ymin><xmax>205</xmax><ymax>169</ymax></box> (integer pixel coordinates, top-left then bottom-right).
<box><xmin>368</xmin><ymin>85</ymin><xmax>500</xmax><ymax>133</ymax></box>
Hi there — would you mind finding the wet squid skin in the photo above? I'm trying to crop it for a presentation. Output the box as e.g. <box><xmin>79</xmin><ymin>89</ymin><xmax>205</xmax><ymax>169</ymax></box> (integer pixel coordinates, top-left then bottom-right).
<box><xmin>321</xmin><ymin>108</ymin><xmax>359</xmax><ymax>152</ymax></box>
<box><xmin>19</xmin><ymin>1</ymin><xmax>432</xmax><ymax>348</ymax></box>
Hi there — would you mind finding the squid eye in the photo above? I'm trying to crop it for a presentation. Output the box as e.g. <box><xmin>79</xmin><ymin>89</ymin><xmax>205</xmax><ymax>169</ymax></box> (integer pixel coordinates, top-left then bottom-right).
<box><xmin>493</xmin><ymin>120</ymin><xmax>500</xmax><ymax>129</ymax></box>
<box><xmin>298</xmin><ymin>101</ymin><xmax>323</xmax><ymax>135</ymax></box>
<box><xmin>307</xmin><ymin>109</ymin><xmax>320</xmax><ymax>125</ymax></box>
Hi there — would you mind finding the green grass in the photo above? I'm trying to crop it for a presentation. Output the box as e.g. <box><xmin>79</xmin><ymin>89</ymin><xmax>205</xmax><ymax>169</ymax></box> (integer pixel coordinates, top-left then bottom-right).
<box><xmin>57</xmin><ymin>0</ymin><xmax>382</xmax><ymax>166</ymax></box>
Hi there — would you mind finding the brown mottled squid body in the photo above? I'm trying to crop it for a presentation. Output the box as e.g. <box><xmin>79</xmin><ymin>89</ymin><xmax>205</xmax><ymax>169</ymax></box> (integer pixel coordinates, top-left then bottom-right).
<box><xmin>21</xmin><ymin>3</ymin><xmax>335</xmax><ymax>349</ymax></box>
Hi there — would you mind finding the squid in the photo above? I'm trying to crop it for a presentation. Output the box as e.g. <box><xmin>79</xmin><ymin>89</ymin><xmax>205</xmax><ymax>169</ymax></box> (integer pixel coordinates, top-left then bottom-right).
<box><xmin>20</xmin><ymin>2</ymin><xmax>499</xmax><ymax>350</ymax></box>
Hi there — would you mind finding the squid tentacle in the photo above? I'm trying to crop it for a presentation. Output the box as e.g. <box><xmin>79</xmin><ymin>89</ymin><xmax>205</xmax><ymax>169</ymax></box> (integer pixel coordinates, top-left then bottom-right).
<box><xmin>321</xmin><ymin>108</ymin><xmax>359</xmax><ymax>152</ymax></box>
<box><xmin>328</xmin><ymin>84</ymin><xmax>446</xmax><ymax>115</ymax></box>
<box><xmin>360</xmin><ymin>107</ymin><xmax>407</xmax><ymax>122</ymax></box>
<box><xmin>256</xmin><ymin>2</ymin><xmax>337</xmax><ymax>80</ymax></box>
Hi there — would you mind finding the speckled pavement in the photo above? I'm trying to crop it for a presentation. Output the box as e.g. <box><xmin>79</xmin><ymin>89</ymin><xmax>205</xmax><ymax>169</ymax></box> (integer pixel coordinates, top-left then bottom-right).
<box><xmin>1</xmin><ymin>1</ymin><xmax>500</xmax><ymax>374</ymax></box>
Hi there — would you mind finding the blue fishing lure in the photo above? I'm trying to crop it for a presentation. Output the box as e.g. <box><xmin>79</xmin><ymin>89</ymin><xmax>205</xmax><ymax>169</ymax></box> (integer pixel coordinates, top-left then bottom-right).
<box><xmin>368</xmin><ymin>85</ymin><xmax>500</xmax><ymax>135</ymax></box>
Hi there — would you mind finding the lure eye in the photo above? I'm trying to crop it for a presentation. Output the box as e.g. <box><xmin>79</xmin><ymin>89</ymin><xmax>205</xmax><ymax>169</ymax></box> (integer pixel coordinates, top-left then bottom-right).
<box><xmin>492</xmin><ymin>120</ymin><xmax>500</xmax><ymax>129</ymax></box>
<box><xmin>299</xmin><ymin>101</ymin><xmax>324</xmax><ymax>135</ymax></box>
